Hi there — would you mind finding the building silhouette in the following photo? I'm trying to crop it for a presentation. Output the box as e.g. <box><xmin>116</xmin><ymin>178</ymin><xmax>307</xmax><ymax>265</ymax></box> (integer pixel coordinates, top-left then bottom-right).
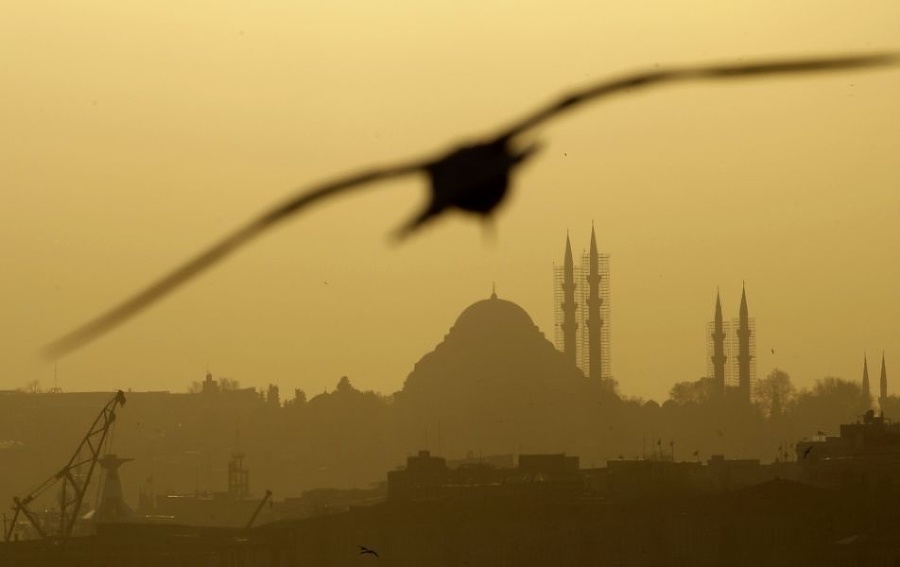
<box><xmin>707</xmin><ymin>284</ymin><xmax>756</xmax><ymax>402</ymax></box>
<box><xmin>553</xmin><ymin>226</ymin><xmax>611</xmax><ymax>382</ymax></box>
<box><xmin>881</xmin><ymin>352</ymin><xmax>889</xmax><ymax>414</ymax></box>
<box><xmin>398</xmin><ymin>290</ymin><xmax>592</xmax><ymax>456</ymax></box>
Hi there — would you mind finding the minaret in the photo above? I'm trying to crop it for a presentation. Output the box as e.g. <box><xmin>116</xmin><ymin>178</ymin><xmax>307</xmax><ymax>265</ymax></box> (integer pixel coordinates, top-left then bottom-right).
<box><xmin>881</xmin><ymin>352</ymin><xmax>888</xmax><ymax>414</ymax></box>
<box><xmin>736</xmin><ymin>283</ymin><xmax>752</xmax><ymax>402</ymax></box>
<box><xmin>561</xmin><ymin>233</ymin><xmax>578</xmax><ymax>365</ymax></box>
<box><xmin>711</xmin><ymin>290</ymin><xmax>727</xmax><ymax>398</ymax></box>
<box><xmin>862</xmin><ymin>353</ymin><xmax>871</xmax><ymax>401</ymax></box>
<box><xmin>585</xmin><ymin>225</ymin><xmax>603</xmax><ymax>380</ymax></box>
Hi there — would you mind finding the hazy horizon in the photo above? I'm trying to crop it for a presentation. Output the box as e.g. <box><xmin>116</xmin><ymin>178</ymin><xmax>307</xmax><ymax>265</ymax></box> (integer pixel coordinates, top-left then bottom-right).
<box><xmin>2</xmin><ymin>1</ymin><xmax>899</xmax><ymax>401</ymax></box>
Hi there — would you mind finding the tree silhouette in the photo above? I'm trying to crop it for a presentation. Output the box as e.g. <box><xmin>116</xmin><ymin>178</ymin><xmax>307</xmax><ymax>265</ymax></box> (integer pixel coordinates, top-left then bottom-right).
<box><xmin>755</xmin><ymin>368</ymin><xmax>795</xmax><ymax>418</ymax></box>
<box><xmin>266</xmin><ymin>384</ymin><xmax>281</xmax><ymax>408</ymax></box>
<box><xmin>791</xmin><ymin>377</ymin><xmax>871</xmax><ymax>434</ymax></box>
<box><xmin>669</xmin><ymin>377</ymin><xmax>717</xmax><ymax>405</ymax></box>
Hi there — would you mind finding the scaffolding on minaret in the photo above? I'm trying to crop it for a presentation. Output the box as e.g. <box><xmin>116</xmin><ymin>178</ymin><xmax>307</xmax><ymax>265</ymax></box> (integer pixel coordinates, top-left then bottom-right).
<box><xmin>555</xmin><ymin>234</ymin><xmax>578</xmax><ymax>366</ymax></box>
<box><xmin>706</xmin><ymin>288</ymin><xmax>756</xmax><ymax>402</ymax></box>
<box><xmin>553</xmin><ymin>231</ymin><xmax>611</xmax><ymax>382</ymax></box>
<box><xmin>706</xmin><ymin>291</ymin><xmax>728</xmax><ymax>399</ymax></box>
<box><xmin>580</xmin><ymin>250</ymin><xmax>611</xmax><ymax>381</ymax></box>
<box><xmin>727</xmin><ymin>316</ymin><xmax>756</xmax><ymax>400</ymax></box>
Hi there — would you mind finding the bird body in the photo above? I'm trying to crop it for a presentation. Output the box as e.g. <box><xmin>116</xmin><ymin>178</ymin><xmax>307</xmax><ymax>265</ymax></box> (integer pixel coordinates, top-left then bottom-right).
<box><xmin>359</xmin><ymin>545</ymin><xmax>379</xmax><ymax>558</ymax></box>
<box><xmin>400</xmin><ymin>138</ymin><xmax>539</xmax><ymax>236</ymax></box>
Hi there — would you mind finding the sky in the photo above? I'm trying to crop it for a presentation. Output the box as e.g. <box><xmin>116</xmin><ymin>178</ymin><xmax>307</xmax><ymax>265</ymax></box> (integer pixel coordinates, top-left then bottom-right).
<box><xmin>2</xmin><ymin>1</ymin><xmax>898</xmax><ymax>402</ymax></box>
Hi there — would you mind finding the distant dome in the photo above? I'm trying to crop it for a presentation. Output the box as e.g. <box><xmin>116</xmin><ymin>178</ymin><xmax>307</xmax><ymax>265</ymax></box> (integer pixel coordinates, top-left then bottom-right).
<box><xmin>450</xmin><ymin>292</ymin><xmax>538</xmax><ymax>337</ymax></box>
<box><xmin>397</xmin><ymin>291</ymin><xmax>597</xmax><ymax>457</ymax></box>
<box><xmin>400</xmin><ymin>291</ymin><xmax>583</xmax><ymax>399</ymax></box>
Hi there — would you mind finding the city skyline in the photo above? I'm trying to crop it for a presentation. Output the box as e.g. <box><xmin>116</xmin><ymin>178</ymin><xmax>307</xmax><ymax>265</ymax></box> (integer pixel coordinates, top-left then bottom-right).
<box><xmin>7</xmin><ymin>272</ymin><xmax>895</xmax><ymax>404</ymax></box>
<box><xmin>2</xmin><ymin>1</ymin><xmax>899</xmax><ymax>401</ymax></box>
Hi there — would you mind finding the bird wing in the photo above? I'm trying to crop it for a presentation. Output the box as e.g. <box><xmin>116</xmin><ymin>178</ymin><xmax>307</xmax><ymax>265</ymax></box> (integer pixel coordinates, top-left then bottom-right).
<box><xmin>497</xmin><ymin>52</ymin><xmax>899</xmax><ymax>139</ymax></box>
<box><xmin>42</xmin><ymin>51</ymin><xmax>900</xmax><ymax>359</ymax></box>
<box><xmin>42</xmin><ymin>161</ymin><xmax>427</xmax><ymax>359</ymax></box>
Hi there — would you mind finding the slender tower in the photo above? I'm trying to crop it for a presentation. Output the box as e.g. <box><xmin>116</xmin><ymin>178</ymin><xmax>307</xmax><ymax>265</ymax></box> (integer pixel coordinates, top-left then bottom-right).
<box><xmin>711</xmin><ymin>291</ymin><xmax>727</xmax><ymax>398</ymax></box>
<box><xmin>862</xmin><ymin>353</ymin><xmax>871</xmax><ymax>401</ymax></box>
<box><xmin>736</xmin><ymin>283</ymin><xmax>753</xmax><ymax>402</ymax></box>
<box><xmin>585</xmin><ymin>225</ymin><xmax>603</xmax><ymax>380</ymax></box>
<box><xmin>561</xmin><ymin>234</ymin><xmax>578</xmax><ymax>365</ymax></box>
<box><xmin>881</xmin><ymin>352</ymin><xmax>888</xmax><ymax>414</ymax></box>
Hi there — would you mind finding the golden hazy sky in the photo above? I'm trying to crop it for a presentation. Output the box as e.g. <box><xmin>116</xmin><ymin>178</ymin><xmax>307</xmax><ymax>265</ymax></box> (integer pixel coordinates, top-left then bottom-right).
<box><xmin>2</xmin><ymin>1</ymin><xmax>898</xmax><ymax>401</ymax></box>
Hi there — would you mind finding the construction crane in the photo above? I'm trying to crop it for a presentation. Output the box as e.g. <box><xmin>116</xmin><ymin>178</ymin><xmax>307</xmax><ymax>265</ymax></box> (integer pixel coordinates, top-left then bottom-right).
<box><xmin>5</xmin><ymin>390</ymin><xmax>127</xmax><ymax>542</ymax></box>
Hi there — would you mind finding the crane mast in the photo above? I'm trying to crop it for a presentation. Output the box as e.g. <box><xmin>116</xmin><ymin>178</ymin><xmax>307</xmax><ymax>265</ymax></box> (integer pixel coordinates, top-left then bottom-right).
<box><xmin>5</xmin><ymin>390</ymin><xmax>126</xmax><ymax>542</ymax></box>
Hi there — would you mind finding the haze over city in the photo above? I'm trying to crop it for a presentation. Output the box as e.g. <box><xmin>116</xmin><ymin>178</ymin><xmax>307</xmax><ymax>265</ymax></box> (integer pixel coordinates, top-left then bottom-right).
<box><xmin>2</xmin><ymin>1</ymin><xmax>899</xmax><ymax>401</ymax></box>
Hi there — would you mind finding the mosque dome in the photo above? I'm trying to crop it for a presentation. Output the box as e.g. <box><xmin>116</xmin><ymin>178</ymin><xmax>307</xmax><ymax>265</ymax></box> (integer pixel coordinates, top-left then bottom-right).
<box><xmin>399</xmin><ymin>290</ymin><xmax>583</xmax><ymax>398</ymax></box>
<box><xmin>396</xmin><ymin>290</ymin><xmax>595</xmax><ymax>456</ymax></box>
<box><xmin>447</xmin><ymin>291</ymin><xmax>539</xmax><ymax>341</ymax></box>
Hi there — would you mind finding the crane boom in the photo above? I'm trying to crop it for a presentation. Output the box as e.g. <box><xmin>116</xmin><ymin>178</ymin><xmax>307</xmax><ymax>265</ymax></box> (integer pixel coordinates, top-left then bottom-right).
<box><xmin>5</xmin><ymin>390</ymin><xmax>127</xmax><ymax>542</ymax></box>
<box><xmin>245</xmin><ymin>490</ymin><xmax>272</xmax><ymax>530</ymax></box>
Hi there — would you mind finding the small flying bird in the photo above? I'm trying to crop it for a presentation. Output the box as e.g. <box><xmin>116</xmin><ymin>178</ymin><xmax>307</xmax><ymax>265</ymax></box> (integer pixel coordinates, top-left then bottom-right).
<box><xmin>802</xmin><ymin>445</ymin><xmax>814</xmax><ymax>460</ymax></box>
<box><xmin>359</xmin><ymin>545</ymin><xmax>379</xmax><ymax>558</ymax></box>
<box><xmin>43</xmin><ymin>52</ymin><xmax>900</xmax><ymax>359</ymax></box>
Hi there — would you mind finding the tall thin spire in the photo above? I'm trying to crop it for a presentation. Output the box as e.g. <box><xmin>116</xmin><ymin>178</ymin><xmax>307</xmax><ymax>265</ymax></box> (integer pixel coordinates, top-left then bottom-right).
<box><xmin>560</xmin><ymin>233</ymin><xmax>577</xmax><ymax>364</ymax></box>
<box><xmin>881</xmin><ymin>352</ymin><xmax>888</xmax><ymax>409</ymax></box>
<box><xmin>739</xmin><ymin>282</ymin><xmax>749</xmax><ymax>320</ymax></box>
<box><xmin>586</xmin><ymin>225</ymin><xmax>602</xmax><ymax>381</ymax></box>
<box><xmin>862</xmin><ymin>353</ymin><xmax>871</xmax><ymax>400</ymax></box>
<box><xmin>736</xmin><ymin>283</ymin><xmax>752</xmax><ymax>402</ymax></box>
<box><xmin>711</xmin><ymin>289</ymin><xmax>727</xmax><ymax>398</ymax></box>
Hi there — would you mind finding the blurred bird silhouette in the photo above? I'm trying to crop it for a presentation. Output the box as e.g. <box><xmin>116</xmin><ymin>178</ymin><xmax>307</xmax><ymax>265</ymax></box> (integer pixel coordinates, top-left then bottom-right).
<box><xmin>359</xmin><ymin>545</ymin><xmax>379</xmax><ymax>558</ymax></box>
<box><xmin>43</xmin><ymin>52</ymin><xmax>900</xmax><ymax>359</ymax></box>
